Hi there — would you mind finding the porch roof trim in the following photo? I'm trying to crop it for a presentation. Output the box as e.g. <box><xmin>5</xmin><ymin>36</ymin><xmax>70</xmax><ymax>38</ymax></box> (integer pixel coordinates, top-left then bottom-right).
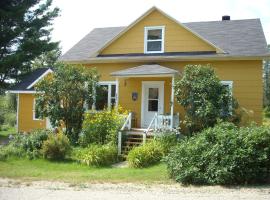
<box><xmin>110</xmin><ymin>64</ymin><xmax>180</xmax><ymax>77</ymax></box>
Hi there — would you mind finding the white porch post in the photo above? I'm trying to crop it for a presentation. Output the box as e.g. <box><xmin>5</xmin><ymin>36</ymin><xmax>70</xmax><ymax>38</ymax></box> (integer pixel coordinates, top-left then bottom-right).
<box><xmin>16</xmin><ymin>93</ymin><xmax>19</xmax><ymax>132</ymax></box>
<box><xmin>91</xmin><ymin>83</ymin><xmax>96</xmax><ymax>110</ymax></box>
<box><xmin>116</xmin><ymin>77</ymin><xmax>119</xmax><ymax>109</ymax></box>
<box><xmin>170</xmin><ymin>76</ymin><xmax>175</xmax><ymax>130</ymax></box>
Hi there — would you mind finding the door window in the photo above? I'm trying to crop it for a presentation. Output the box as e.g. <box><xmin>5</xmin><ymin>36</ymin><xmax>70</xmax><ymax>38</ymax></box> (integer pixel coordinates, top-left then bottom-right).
<box><xmin>148</xmin><ymin>88</ymin><xmax>159</xmax><ymax>111</ymax></box>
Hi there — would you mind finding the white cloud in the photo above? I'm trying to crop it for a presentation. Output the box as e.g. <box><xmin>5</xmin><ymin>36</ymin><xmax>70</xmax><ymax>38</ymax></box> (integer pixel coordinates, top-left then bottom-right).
<box><xmin>51</xmin><ymin>0</ymin><xmax>270</xmax><ymax>53</ymax></box>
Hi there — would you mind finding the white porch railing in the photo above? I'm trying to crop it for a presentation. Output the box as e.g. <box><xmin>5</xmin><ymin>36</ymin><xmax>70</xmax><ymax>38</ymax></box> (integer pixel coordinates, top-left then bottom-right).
<box><xmin>118</xmin><ymin>112</ymin><xmax>132</xmax><ymax>155</ymax></box>
<box><xmin>144</xmin><ymin>113</ymin><xmax>180</xmax><ymax>134</ymax></box>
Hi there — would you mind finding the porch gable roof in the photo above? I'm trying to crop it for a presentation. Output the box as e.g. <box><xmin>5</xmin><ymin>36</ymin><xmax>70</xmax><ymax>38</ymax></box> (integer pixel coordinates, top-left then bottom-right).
<box><xmin>110</xmin><ymin>64</ymin><xmax>179</xmax><ymax>77</ymax></box>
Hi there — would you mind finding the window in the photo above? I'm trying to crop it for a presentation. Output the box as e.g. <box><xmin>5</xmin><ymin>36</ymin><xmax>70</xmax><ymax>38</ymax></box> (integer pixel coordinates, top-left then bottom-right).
<box><xmin>144</xmin><ymin>26</ymin><xmax>165</xmax><ymax>53</ymax></box>
<box><xmin>221</xmin><ymin>81</ymin><xmax>233</xmax><ymax>116</ymax></box>
<box><xmin>33</xmin><ymin>98</ymin><xmax>42</xmax><ymax>120</ymax></box>
<box><xmin>148</xmin><ymin>88</ymin><xmax>159</xmax><ymax>111</ymax></box>
<box><xmin>95</xmin><ymin>82</ymin><xmax>116</xmax><ymax>110</ymax></box>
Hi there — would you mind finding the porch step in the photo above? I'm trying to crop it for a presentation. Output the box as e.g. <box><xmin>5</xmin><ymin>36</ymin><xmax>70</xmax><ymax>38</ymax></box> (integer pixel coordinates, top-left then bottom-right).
<box><xmin>121</xmin><ymin>130</ymin><xmax>154</xmax><ymax>157</ymax></box>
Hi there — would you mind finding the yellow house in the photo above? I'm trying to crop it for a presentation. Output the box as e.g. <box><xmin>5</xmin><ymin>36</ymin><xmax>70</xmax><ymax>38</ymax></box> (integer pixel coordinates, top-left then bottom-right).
<box><xmin>10</xmin><ymin>7</ymin><xmax>269</xmax><ymax>133</ymax></box>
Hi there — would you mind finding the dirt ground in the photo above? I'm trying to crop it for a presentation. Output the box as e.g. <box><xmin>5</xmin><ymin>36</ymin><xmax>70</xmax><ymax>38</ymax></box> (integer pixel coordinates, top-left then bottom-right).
<box><xmin>0</xmin><ymin>178</ymin><xmax>270</xmax><ymax>200</ymax></box>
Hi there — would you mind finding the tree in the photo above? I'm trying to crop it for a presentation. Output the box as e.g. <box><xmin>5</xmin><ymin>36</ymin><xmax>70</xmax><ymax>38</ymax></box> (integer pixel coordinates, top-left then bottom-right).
<box><xmin>0</xmin><ymin>0</ymin><xmax>60</xmax><ymax>91</ymax></box>
<box><xmin>31</xmin><ymin>48</ymin><xmax>61</xmax><ymax>69</ymax></box>
<box><xmin>174</xmin><ymin>64</ymin><xmax>237</xmax><ymax>134</ymax></box>
<box><xmin>263</xmin><ymin>44</ymin><xmax>270</xmax><ymax>107</ymax></box>
<box><xmin>35</xmin><ymin>63</ymin><xmax>99</xmax><ymax>144</ymax></box>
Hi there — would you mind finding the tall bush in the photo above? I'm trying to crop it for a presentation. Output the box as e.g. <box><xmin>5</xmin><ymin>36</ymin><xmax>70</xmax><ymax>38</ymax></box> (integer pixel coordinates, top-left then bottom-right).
<box><xmin>174</xmin><ymin>64</ymin><xmax>238</xmax><ymax>134</ymax></box>
<box><xmin>165</xmin><ymin>123</ymin><xmax>270</xmax><ymax>185</ymax></box>
<box><xmin>79</xmin><ymin>108</ymin><xmax>126</xmax><ymax>146</ymax></box>
<box><xmin>35</xmin><ymin>63</ymin><xmax>99</xmax><ymax>144</ymax></box>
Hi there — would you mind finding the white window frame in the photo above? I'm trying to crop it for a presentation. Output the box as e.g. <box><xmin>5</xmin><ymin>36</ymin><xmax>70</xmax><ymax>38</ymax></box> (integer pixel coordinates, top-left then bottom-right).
<box><xmin>144</xmin><ymin>26</ymin><xmax>165</xmax><ymax>54</ymax></box>
<box><xmin>221</xmin><ymin>81</ymin><xmax>233</xmax><ymax>114</ymax></box>
<box><xmin>94</xmin><ymin>81</ymin><xmax>117</xmax><ymax>110</ymax></box>
<box><xmin>33</xmin><ymin>98</ymin><xmax>42</xmax><ymax>121</ymax></box>
<box><xmin>221</xmin><ymin>81</ymin><xmax>233</xmax><ymax>95</ymax></box>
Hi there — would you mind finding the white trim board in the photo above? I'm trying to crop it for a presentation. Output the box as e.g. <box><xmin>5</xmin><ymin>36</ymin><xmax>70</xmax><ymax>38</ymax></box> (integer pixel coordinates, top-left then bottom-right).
<box><xmin>8</xmin><ymin>90</ymin><xmax>43</xmax><ymax>94</ymax></box>
<box><xmin>26</xmin><ymin>68</ymin><xmax>53</xmax><ymax>89</ymax></box>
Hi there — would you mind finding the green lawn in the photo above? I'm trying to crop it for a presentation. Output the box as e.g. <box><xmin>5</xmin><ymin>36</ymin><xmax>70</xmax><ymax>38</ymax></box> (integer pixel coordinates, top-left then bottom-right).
<box><xmin>0</xmin><ymin>126</ymin><xmax>16</xmax><ymax>142</ymax></box>
<box><xmin>0</xmin><ymin>158</ymin><xmax>170</xmax><ymax>184</ymax></box>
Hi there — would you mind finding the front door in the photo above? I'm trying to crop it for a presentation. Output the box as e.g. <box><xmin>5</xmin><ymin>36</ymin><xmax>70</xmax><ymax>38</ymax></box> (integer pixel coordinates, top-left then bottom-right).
<box><xmin>141</xmin><ymin>81</ymin><xmax>164</xmax><ymax>128</ymax></box>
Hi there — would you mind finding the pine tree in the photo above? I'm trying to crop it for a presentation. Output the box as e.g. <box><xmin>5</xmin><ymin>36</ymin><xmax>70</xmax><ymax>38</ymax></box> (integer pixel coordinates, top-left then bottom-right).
<box><xmin>0</xmin><ymin>0</ymin><xmax>59</xmax><ymax>91</ymax></box>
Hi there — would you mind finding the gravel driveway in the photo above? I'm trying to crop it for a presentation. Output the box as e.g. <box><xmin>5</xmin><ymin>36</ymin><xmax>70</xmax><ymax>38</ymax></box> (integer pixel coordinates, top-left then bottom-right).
<box><xmin>0</xmin><ymin>178</ymin><xmax>270</xmax><ymax>200</ymax></box>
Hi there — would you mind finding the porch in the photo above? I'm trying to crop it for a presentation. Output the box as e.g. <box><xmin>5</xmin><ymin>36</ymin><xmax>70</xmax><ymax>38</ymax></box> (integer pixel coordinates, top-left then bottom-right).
<box><xmin>110</xmin><ymin>64</ymin><xmax>181</xmax><ymax>155</ymax></box>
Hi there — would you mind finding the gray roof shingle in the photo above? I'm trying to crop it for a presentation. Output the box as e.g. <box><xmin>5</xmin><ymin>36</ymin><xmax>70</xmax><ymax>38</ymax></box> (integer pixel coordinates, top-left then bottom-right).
<box><xmin>183</xmin><ymin>19</ymin><xmax>268</xmax><ymax>56</ymax></box>
<box><xmin>60</xmin><ymin>19</ymin><xmax>269</xmax><ymax>62</ymax></box>
<box><xmin>10</xmin><ymin>68</ymin><xmax>52</xmax><ymax>92</ymax></box>
<box><xmin>60</xmin><ymin>27</ymin><xmax>124</xmax><ymax>61</ymax></box>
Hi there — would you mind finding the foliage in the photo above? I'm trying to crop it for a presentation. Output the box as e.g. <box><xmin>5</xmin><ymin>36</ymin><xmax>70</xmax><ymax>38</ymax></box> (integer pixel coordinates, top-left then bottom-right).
<box><xmin>174</xmin><ymin>64</ymin><xmax>238</xmax><ymax>134</ymax></box>
<box><xmin>264</xmin><ymin>106</ymin><xmax>270</xmax><ymax>118</ymax></box>
<box><xmin>0</xmin><ymin>144</ymin><xmax>25</xmax><ymax>161</ymax></box>
<box><xmin>0</xmin><ymin>94</ymin><xmax>16</xmax><ymax>129</ymax></box>
<box><xmin>263</xmin><ymin>44</ymin><xmax>270</xmax><ymax>106</ymax></box>
<box><xmin>31</xmin><ymin>48</ymin><xmax>61</xmax><ymax>69</ymax></box>
<box><xmin>35</xmin><ymin>63</ymin><xmax>99</xmax><ymax>144</ymax></box>
<box><xmin>4</xmin><ymin>112</ymin><xmax>16</xmax><ymax>127</ymax></box>
<box><xmin>74</xmin><ymin>144</ymin><xmax>118</xmax><ymax>167</ymax></box>
<box><xmin>20</xmin><ymin>129</ymin><xmax>50</xmax><ymax>159</ymax></box>
<box><xmin>0</xmin><ymin>0</ymin><xmax>59</xmax><ymax>91</ymax></box>
<box><xmin>165</xmin><ymin>122</ymin><xmax>270</xmax><ymax>185</ymax></box>
<box><xmin>127</xmin><ymin>141</ymin><xmax>163</xmax><ymax>168</ymax></box>
<box><xmin>41</xmin><ymin>132</ymin><xmax>71</xmax><ymax>160</ymax></box>
<box><xmin>79</xmin><ymin>108</ymin><xmax>127</xmax><ymax>146</ymax></box>
<box><xmin>154</xmin><ymin>131</ymin><xmax>180</xmax><ymax>155</ymax></box>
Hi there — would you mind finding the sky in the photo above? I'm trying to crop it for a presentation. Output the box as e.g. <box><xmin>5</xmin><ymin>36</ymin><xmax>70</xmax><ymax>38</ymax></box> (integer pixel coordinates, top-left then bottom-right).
<box><xmin>51</xmin><ymin>0</ymin><xmax>270</xmax><ymax>54</ymax></box>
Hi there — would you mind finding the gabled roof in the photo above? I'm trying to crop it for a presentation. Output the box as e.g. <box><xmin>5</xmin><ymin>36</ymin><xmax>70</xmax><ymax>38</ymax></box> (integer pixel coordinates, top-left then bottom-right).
<box><xmin>60</xmin><ymin>8</ymin><xmax>269</xmax><ymax>62</ymax></box>
<box><xmin>111</xmin><ymin>64</ymin><xmax>179</xmax><ymax>77</ymax></box>
<box><xmin>9</xmin><ymin>68</ymin><xmax>53</xmax><ymax>93</ymax></box>
<box><xmin>96</xmin><ymin>7</ymin><xmax>224</xmax><ymax>55</ymax></box>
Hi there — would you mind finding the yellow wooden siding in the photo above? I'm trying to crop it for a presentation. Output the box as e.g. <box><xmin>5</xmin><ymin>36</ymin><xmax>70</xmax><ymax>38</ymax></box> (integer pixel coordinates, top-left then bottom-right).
<box><xmin>100</xmin><ymin>10</ymin><xmax>215</xmax><ymax>55</ymax></box>
<box><xmin>18</xmin><ymin>94</ymin><xmax>46</xmax><ymax>132</ymax></box>
<box><xmin>85</xmin><ymin>60</ymin><xmax>263</xmax><ymax>125</ymax></box>
<box><xmin>17</xmin><ymin>60</ymin><xmax>263</xmax><ymax>131</ymax></box>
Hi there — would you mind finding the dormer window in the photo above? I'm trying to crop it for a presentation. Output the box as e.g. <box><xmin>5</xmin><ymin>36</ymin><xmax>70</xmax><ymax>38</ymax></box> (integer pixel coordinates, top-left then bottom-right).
<box><xmin>144</xmin><ymin>26</ymin><xmax>165</xmax><ymax>53</ymax></box>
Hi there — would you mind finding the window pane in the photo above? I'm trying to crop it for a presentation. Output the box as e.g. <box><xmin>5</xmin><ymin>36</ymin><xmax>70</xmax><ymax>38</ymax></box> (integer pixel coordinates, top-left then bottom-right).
<box><xmin>221</xmin><ymin>84</ymin><xmax>232</xmax><ymax>116</ymax></box>
<box><xmin>148</xmin><ymin>100</ymin><xmax>158</xmax><ymax>111</ymax></box>
<box><xmin>111</xmin><ymin>98</ymin><xmax>116</xmax><ymax>108</ymax></box>
<box><xmin>149</xmin><ymin>88</ymin><xmax>158</xmax><ymax>99</ymax></box>
<box><xmin>147</xmin><ymin>29</ymin><xmax>162</xmax><ymax>40</ymax></box>
<box><xmin>111</xmin><ymin>84</ymin><xmax>116</xmax><ymax>97</ymax></box>
<box><xmin>96</xmin><ymin>85</ymin><xmax>108</xmax><ymax>110</ymax></box>
<box><xmin>147</xmin><ymin>41</ymin><xmax>162</xmax><ymax>52</ymax></box>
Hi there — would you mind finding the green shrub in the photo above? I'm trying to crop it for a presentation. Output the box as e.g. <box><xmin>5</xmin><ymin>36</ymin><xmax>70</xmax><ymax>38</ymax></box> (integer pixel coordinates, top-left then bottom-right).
<box><xmin>127</xmin><ymin>141</ymin><xmax>163</xmax><ymax>168</ymax></box>
<box><xmin>74</xmin><ymin>144</ymin><xmax>118</xmax><ymax>167</ymax></box>
<box><xmin>154</xmin><ymin>131</ymin><xmax>180</xmax><ymax>155</ymax></box>
<box><xmin>4</xmin><ymin>112</ymin><xmax>16</xmax><ymax>127</ymax></box>
<box><xmin>0</xmin><ymin>142</ymin><xmax>25</xmax><ymax>160</ymax></box>
<box><xmin>174</xmin><ymin>65</ymin><xmax>239</xmax><ymax>134</ymax></box>
<box><xmin>42</xmin><ymin>132</ymin><xmax>71</xmax><ymax>160</ymax></box>
<box><xmin>264</xmin><ymin>107</ymin><xmax>270</xmax><ymax>118</ymax></box>
<box><xmin>79</xmin><ymin>108</ymin><xmax>126</xmax><ymax>146</ymax></box>
<box><xmin>165</xmin><ymin>122</ymin><xmax>270</xmax><ymax>185</ymax></box>
<box><xmin>21</xmin><ymin>129</ymin><xmax>50</xmax><ymax>159</ymax></box>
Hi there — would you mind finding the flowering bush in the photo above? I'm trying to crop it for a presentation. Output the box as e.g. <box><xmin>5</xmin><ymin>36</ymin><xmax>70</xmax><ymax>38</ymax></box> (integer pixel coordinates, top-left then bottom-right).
<box><xmin>79</xmin><ymin>107</ymin><xmax>127</xmax><ymax>146</ymax></box>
